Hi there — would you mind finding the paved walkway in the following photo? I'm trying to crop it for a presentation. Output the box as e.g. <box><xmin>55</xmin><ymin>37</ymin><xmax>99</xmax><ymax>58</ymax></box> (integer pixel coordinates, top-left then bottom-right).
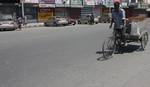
<box><xmin>22</xmin><ymin>22</ymin><xmax>44</xmax><ymax>28</ymax></box>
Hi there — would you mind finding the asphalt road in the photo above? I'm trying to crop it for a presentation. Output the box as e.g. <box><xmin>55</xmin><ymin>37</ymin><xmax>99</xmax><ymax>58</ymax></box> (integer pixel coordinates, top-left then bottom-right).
<box><xmin>0</xmin><ymin>20</ymin><xmax>150</xmax><ymax>87</ymax></box>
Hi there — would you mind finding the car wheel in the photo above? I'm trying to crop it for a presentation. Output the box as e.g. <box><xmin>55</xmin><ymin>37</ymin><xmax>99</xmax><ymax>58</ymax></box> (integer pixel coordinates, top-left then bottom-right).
<box><xmin>73</xmin><ymin>22</ymin><xmax>76</xmax><ymax>25</ymax></box>
<box><xmin>53</xmin><ymin>22</ymin><xmax>57</xmax><ymax>27</ymax></box>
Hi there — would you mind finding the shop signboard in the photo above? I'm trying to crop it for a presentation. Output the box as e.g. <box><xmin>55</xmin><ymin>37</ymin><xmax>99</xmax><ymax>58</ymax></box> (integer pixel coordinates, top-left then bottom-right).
<box><xmin>121</xmin><ymin>0</ymin><xmax>128</xmax><ymax>7</ymax></box>
<box><xmin>38</xmin><ymin>8</ymin><xmax>53</xmax><ymax>22</ymax></box>
<box><xmin>95</xmin><ymin>0</ymin><xmax>102</xmax><ymax>5</ymax></box>
<box><xmin>84</xmin><ymin>0</ymin><xmax>95</xmax><ymax>5</ymax></box>
<box><xmin>71</xmin><ymin>0</ymin><xmax>82</xmax><ymax>5</ymax></box>
<box><xmin>39</xmin><ymin>4</ymin><xmax>55</xmax><ymax>7</ymax></box>
<box><xmin>24</xmin><ymin>0</ymin><xmax>39</xmax><ymax>3</ymax></box>
<box><xmin>39</xmin><ymin>0</ymin><xmax>55</xmax><ymax>7</ymax></box>
<box><xmin>105</xmin><ymin>0</ymin><xmax>113</xmax><ymax>7</ymax></box>
<box><xmin>55</xmin><ymin>0</ymin><xmax>62</xmax><ymax>4</ymax></box>
<box><xmin>70</xmin><ymin>0</ymin><xmax>83</xmax><ymax>7</ymax></box>
<box><xmin>148</xmin><ymin>0</ymin><xmax>150</xmax><ymax>4</ymax></box>
<box><xmin>39</xmin><ymin>0</ymin><xmax>55</xmax><ymax>4</ymax></box>
<box><xmin>55</xmin><ymin>0</ymin><xmax>70</xmax><ymax>7</ymax></box>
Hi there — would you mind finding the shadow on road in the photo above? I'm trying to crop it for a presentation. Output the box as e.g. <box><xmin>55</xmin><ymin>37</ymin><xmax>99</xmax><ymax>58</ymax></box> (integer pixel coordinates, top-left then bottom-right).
<box><xmin>96</xmin><ymin>44</ymin><xmax>142</xmax><ymax>61</ymax></box>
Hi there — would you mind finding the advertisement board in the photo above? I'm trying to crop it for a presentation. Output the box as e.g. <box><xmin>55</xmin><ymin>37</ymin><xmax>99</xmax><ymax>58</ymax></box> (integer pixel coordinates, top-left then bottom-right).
<box><xmin>38</xmin><ymin>8</ymin><xmax>53</xmax><ymax>22</ymax></box>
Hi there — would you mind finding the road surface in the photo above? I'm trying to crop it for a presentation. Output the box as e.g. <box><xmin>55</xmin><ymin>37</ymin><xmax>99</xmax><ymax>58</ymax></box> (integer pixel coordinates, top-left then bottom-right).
<box><xmin>0</xmin><ymin>20</ymin><xmax>150</xmax><ymax>87</ymax></box>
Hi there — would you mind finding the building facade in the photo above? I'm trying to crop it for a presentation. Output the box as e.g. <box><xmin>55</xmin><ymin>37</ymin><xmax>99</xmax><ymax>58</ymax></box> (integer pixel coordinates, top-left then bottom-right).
<box><xmin>0</xmin><ymin>0</ymin><xmax>149</xmax><ymax>23</ymax></box>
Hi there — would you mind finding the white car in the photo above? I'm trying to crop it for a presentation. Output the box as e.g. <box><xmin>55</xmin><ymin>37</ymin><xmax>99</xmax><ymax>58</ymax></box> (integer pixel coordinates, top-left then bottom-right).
<box><xmin>0</xmin><ymin>15</ymin><xmax>18</xmax><ymax>31</ymax></box>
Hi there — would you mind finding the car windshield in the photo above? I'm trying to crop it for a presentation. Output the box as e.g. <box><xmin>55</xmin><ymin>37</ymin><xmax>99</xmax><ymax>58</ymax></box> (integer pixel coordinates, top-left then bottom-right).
<box><xmin>0</xmin><ymin>15</ymin><xmax>13</xmax><ymax>21</ymax></box>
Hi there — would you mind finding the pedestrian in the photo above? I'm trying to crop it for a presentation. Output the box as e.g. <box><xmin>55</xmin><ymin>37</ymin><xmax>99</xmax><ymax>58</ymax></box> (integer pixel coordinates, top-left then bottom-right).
<box><xmin>24</xmin><ymin>16</ymin><xmax>27</xmax><ymax>25</ymax></box>
<box><xmin>89</xmin><ymin>13</ymin><xmax>94</xmax><ymax>24</ymax></box>
<box><xmin>17</xmin><ymin>17</ymin><xmax>22</xmax><ymax>30</ymax></box>
<box><xmin>91</xmin><ymin>13</ymin><xmax>94</xmax><ymax>24</ymax></box>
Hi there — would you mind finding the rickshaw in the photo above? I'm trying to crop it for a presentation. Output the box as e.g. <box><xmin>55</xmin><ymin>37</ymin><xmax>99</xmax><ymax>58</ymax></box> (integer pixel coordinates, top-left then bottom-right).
<box><xmin>102</xmin><ymin>16</ymin><xmax>149</xmax><ymax>59</ymax></box>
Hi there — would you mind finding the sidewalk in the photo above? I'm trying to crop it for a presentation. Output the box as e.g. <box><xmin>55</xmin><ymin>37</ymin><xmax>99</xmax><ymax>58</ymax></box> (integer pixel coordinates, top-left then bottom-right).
<box><xmin>22</xmin><ymin>22</ymin><xmax>44</xmax><ymax>28</ymax></box>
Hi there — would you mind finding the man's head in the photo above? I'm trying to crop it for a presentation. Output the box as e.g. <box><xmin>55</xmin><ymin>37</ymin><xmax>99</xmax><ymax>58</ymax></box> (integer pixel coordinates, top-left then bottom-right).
<box><xmin>114</xmin><ymin>1</ymin><xmax>120</xmax><ymax>11</ymax></box>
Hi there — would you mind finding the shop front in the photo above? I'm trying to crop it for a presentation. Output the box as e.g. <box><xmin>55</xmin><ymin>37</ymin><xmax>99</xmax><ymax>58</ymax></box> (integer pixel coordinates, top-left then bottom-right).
<box><xmin>18</xmin><ymin>0</ymin><xmax>39</xmax><ymax>23</ymax></box>
<box><xmin>38</xmin><ymin>0</ymin><xmax>55</xmax><ymax>22</ymax></box>
<box><xmin>69</xmin><ymin>0</ymin><xmax>83</xmax><ymax>19</ymax></box>
<box><xmin>38</xmin><ymin>8</ymin><xmax>54</xmax><ymax>22</ymax></box>
<box><xmin>0</xmin><ymin>3</ymin><xmax>18</xmax><ymax>18</ymax></box>
<box><xmin>81</xmin><ymin>0</ymin><xmax>95</xmax><ymax>17</ymax></box>
<box><xmin>55</xmin><ymin>0</ymin><xmax>70</xmax><ymax>17</ymax></box>
<box><xmin>55</xmin><ymin>8</ymin><xmax>66</xmax><ymax>17</ymax></box>
<box><xmin>146</xmin><ymin>8</ymin><xmax>150</xmax><ymax>17</ymax></box>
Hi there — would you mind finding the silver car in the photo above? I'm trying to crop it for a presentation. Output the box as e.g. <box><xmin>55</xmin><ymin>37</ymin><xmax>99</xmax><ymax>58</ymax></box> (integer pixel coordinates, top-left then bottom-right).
<box><xmin>0</xmin><ymin>15</ymin><xmax>18</xmax><ymax>31</ymax></box>
<box><xmin>44</xmin><ymin>16</ymin><xmax>69</xmax><ymax>26</ymax></box>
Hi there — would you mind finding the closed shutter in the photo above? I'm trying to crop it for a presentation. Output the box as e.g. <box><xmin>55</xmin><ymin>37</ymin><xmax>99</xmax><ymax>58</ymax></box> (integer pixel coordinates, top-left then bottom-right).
<box><xmin>81</xmin><ymin>7</ymin><xmax>92</xmax><ymax>16</ymax></box>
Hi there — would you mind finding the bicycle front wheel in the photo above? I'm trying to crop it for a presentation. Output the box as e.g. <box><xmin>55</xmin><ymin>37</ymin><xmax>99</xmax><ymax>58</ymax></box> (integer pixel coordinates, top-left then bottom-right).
<box><xmin>102</xmin><ymin>38</ymin><xmax>115</xmax><ymax>59</ymax></box>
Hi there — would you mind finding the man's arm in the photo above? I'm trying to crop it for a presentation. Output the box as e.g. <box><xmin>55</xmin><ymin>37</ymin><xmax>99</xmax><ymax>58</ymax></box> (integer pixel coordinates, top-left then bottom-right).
<box><xmin>109</xmin><ymin>18</ymin><xmax>114</xmax><ymax>28</ymax></box>
<box><xmin>121</xmin><ymin>8</ymin><xmax>126</xmax><ymax>25</ymax></box>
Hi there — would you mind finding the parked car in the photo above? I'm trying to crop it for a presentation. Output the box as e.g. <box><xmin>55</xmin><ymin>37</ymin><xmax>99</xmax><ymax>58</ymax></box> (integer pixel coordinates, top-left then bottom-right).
<box><xmin>77</xmin><ymin>15</ymin><xmax>90</xmax><ymax>24</ymax></box>
<box><xmin>44</xmin><ymin>16</ymin><xmax>69</xmax><ymax>26</ymax></box>
<box><xmin>94</xmin><ymin>16</ymin><xmax>100</xmax><ymax>24</ymax></box>
<box><xmin>0</xmin><ymin>15</ymin><xmax>18</xmax><ymax>31</ymax></box>
<box><xmin>78</xmin><ymin>14</ymin><xmax>99</xmax><ymax>24</ymax></box>
<box><xmin>99</xmin><ymin>15</ymin><xmax>111</xmax><ymax>23</ymax></box>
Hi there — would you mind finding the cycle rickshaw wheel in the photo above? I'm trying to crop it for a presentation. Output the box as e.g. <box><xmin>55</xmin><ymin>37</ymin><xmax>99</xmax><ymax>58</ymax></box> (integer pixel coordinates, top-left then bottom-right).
<box><xmin>141</xmin><ymin>32</ymin><xmax>148</xmax><ymax>50</ymax></box>
<box><xmin>102</xmin><ymin>38</ymin><xmax>115</xmax><ymax>59</ymax></box>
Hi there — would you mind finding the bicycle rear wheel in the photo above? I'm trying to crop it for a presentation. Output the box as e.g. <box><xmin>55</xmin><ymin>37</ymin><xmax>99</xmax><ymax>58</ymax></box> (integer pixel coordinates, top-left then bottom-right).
<box><xmin>102</xmin><ymin>38</ymin><xmax>115</xmax><ymax>59</ymax></box>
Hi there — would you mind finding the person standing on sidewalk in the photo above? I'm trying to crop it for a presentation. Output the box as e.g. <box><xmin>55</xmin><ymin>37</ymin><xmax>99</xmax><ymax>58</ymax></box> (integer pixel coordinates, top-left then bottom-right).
<box><xmin>17</xmin><ymin>17</ymin><xmax>22</xmax><ymax>30</ymax></box>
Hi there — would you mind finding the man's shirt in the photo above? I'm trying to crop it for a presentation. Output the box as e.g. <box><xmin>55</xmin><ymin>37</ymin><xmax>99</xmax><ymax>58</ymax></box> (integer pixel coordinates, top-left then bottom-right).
<box><xmin>112</xmin><ymin>9</ymin><xmax>124</xmax><ymax>29</ymax></box>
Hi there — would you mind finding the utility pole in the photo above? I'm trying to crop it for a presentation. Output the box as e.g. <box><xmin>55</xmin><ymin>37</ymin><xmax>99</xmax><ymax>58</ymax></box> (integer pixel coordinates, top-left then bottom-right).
<box><xmin>62</xmin><ymin>0</ymin><xmax>66</xmax><ymax>17</ymax></box>
<box><xmin>100</xmin><ymin>2</ymin><xmax>103</xmax><ymax>17</ymax></box>
<box><xmin>108</xmin><ymin>0</ymin><xmax>111</xmax><ymax>22</ymax></box>
<box><xmin>21</xmin><ymin>0</ymin><xmax>25</xmax><ymax>18</ymax></box>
